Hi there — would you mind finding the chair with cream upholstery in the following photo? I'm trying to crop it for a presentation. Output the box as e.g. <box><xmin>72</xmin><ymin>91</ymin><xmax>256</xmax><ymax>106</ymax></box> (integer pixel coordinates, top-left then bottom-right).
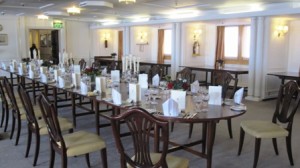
<box><xmin>0</xmin><ymin>77</ymin><xmax>9</xmax><ymax>131</ymax></box>
<box><xmin>238</xmin><ymin>81</ymin><xmax>300</xmax><ymax>168</ymax></box>
<box><xmin>18</xmin><ymin>84</ymin><xmax>74</xmax><ymax>166</ymax></box>
<box><xmin>110</xmin><ymin>108</ymin><xmax>189</xmax><ymax>168</ymax></box>
<box><xmin>176</xmin><ymin>67</ymin><xmax>195</xmax><ymax>84</ymax></box>
<box><xmin>38</xmin><ymin>93</ymin><xmax>107</xmax><ymax>168</ymax></box>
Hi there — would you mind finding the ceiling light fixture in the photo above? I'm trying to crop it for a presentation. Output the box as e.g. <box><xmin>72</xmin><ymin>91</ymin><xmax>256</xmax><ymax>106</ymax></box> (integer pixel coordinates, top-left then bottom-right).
<box><xmin>165</xmin><ymin>10</ymin><xmax>200</xmax><ymax>19</ymax></box>
<box><xmin>119</xmin><ymin>0</ymin><xmax>136</xmax><ymax>5</ymax></box>
<box><xmin>67</xmin><ymin>6</ymin><xmax>81</xmax><ymax>15</ymax></box>
<box><xmin>131</xmin><ymin>17</ymin><xmax>150</xmax><ymax>22</ymax></box>
<box><xmin>37</xmin><ymin>15</ymin><xmax>49</xmax><ymax>20</ymax></box>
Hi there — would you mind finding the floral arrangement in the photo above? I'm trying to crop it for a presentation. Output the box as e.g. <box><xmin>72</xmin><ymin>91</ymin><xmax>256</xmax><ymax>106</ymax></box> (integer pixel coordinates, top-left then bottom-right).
<box><xmin>83</xmin><ymin>67</ymin><xmax>102</xmax><ymax>76</ymax></box>
<box><xmin>167</xmin><ymin>79</ymin><xmax>190</xmax><ymax>90</ymax></box>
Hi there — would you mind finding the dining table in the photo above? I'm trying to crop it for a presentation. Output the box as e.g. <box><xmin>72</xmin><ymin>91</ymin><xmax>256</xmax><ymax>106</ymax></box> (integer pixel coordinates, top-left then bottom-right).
<box><xmin>267</xmin><ymin>72</ymin><xmax>300</xmax><ymax>84</ymax></box>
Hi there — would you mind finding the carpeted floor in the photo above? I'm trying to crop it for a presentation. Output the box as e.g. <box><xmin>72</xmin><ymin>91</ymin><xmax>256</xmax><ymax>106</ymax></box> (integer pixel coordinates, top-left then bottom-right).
<box><xmin>0</xmin><ymin>99</ymin><xmax>299</xmax><ymax>168</ymax></box>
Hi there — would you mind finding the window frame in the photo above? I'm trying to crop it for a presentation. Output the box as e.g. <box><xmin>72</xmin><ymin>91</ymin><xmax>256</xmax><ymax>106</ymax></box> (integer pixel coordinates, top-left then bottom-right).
<box><xmin>163</xmin><ymin>29</ymin><xmax>172</xmax><ymax>60</ymax></box>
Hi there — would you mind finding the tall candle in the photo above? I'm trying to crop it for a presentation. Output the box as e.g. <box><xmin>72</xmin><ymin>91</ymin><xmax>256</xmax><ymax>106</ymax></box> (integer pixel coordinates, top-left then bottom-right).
<box><xmin>129</xmin><ymin>56</ymin><xmax>132</xmax><ymax>70</ymax></box>
<box><xmin>133</xmin><ymin>57</ymin><xmax>137</xmax><ymax>73</ymax></box>
<box><xmin>122</xmin><ymin>57</ymin><xmax>125</xmax><ymax>72</ymax></box>
<box><xmin>137</xmin><ymin>57</ymin><xmax>140</xmax><ymax>73</ymax></box>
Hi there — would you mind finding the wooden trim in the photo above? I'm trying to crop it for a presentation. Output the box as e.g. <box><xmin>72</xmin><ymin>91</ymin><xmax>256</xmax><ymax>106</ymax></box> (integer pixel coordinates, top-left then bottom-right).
<box><xmin>163</xmin><ymin>55</ymin><xmax>171</xmax><ymax>60</ymax></box>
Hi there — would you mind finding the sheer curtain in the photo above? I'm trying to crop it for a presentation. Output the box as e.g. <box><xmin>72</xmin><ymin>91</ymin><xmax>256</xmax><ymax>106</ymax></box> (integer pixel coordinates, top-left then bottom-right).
<box><xmin>215</xmin><ymin>26</ymin><xmax>225</xmax><ymax>68</ymax></box>
<box><xmin>157</xmin><ymin>29</ymin><xmax>164</xmax><ymax>64</ymax></box>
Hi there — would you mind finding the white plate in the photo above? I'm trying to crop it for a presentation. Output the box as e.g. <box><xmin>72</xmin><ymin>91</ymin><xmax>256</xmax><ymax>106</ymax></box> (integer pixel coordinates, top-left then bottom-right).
<box><xmin>230</xmin><ymin>105</ymin><xmax>247</xmax><ymax>111</ymax></box>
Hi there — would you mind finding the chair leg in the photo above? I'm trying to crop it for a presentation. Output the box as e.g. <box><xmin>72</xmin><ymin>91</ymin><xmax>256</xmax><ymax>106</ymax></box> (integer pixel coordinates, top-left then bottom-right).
<box><xmin>0</xmin><ymin>104</ymin><xmax>4</xmax><ymax>127</ymax></box>
<box><xmin>33</xmin><ymin>132</ymin><xmax>40</xmax><ymax>166</ymax></box>
<box><xmin>49</xmin><ymin>147</ymin><xmax>55</xmax><ymax>168</ymax></box>
<box><xmin>4</xmin><ymin>106</ymin><xmax>9</xmax><ymax>132</ymax></box>
<box><xmin>188</xmin><ymin>123</ymin><xmax>193</xmax><ymax>138</ymax></box>
<box><xmin>286</xmin><ymin>135</ymin><xmax>294</xmax><ymax>166</ymax></box>
<box><xmin>253</xmin><ymin>138</ymin><xmax>261</xmax><ymax>168</ymax></box>
<box><xmin>85</xmin><ymin>153</ymin><xmax>91</xmax><ymax>167</ymax></box>
<box><xmin>61</xmin><ymin>153</ymin><xmax>67</xmax><ymax>168</ymax></box>
<box><xmin>272</xmin><ymin>138</ymin><xmax>279</xmax><ymax>155</ymax></box>
<box><xmin>25</xmin><ymin>128</ymin><xmax>32</xmax><ymax>157</ymax></box>
<box><xmin>10</xmin><ymin>115</ymin><xmax>15</xmax><ymax>139</ymax></box>
<box><xmin>202</xmin><ymin>123</ymin><xmax>207</xmax><ymax>153</ymax></box>
<box><xmin>15</xmin><ymin>116</ymin><xmax>22</xmax><ymax>145</ymax></box>
<box><xmin>227</xmin><ymin>119</ymin><xmax>233</xmax><ymax>139</ymax></box>
<box><xmin>170</xmin><ymin>122</ymin><xmax>174</xmax><ymax>132</ymax></box>
<box><xmin>237</xmin><ymin>128</ymin><xmax>245</xmax><ymax>155</ymax></box>
<box><xmin>101</xmin><ymin>148</ymin><xmax>108</xmax><ymax>168</ymax></box>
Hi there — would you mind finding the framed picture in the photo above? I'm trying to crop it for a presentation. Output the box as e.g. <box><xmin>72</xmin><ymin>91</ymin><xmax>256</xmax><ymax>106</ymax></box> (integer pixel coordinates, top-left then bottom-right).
<box><xmin>0</xmin><ymin>34</ymin><xmax>8</xmax><ymax>45</ymax></box>
<box><xmin>192</xmin><ymin>41</ymin><xmax>200</xmax><ymax>56</ymax></box>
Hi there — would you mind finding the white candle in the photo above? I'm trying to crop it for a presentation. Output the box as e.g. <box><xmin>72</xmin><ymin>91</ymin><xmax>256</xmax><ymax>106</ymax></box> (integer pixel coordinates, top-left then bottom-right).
<box><xmin>122</xmin><ymin>57</ymin><xmax>125</xmax><ymax>72</ymax></box>
<box><xmin>137</xmin><ymin>57</ymin><xmax>140</xmax><ymax>73</ymax></box>
<box><xmin>133</xmin><ymin>57</ymin><xmax>136</xmax><ymax>73</ymax></box>
<box><xmin>125</xmin><ymin>56</ymin><xmax>128</xmax><ymax>71</ymax></box>
<box><xmin>129</xmin><ymin>56</ymin><xmax>132</xmax><ymax>70</ymax></box>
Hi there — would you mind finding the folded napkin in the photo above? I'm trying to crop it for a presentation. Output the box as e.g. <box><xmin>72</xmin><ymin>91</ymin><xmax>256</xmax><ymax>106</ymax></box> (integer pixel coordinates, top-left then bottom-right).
<box><xmin>95</xmin><ymin>76</ymin><xmax>106</xmax><ymax>93</ymax></box>
<box><xmin>40</xmin><ymin>73</ymin><xmax>48</xmax><ymax>83</ymax></box>
<box><xmin>9</xmin><ymin>65</ymin><xmax>14</xmax><ymax>72</ymax></box>
<box><xmin>73</xmin><ymin>65</ymin><xmax>81</xmax><ymax>74</ymax></box>
<box><xmin>152</xmin><ymin>74</ymin><xmax>160</xmax><ymax>87</ymax></box>
<box><xmin>112</xmin><ymin>88</ymin><xmax>122</xmax><ymax>105</ymax></box>
<box><xmin>29</xmin><ymin>70</ymin><xmax>35</xmax><ymax>79</ymax></box>
<box><xmin>138</xmin><ymin>74</ymin><xmax>148</xmax><ymax>88</ymax></box>
<box><xmin>58</xmin><ymin>77</ymin><xmax>65</xmax><ymax>88</ymax></box>
<box><xmin>234</xmin><ymin>88</ymin><xmax>244</xmax><ymax>104</ymax></box>
<box><xmin>80</xmin><ymin>81</ymin><xmax>89</xmax><ymax>95</ymax></box>
<box><xmin>162</xmin><ymin>98</ymin><xmax>180</xmax><ymax>117</ymax></box>
<box><xmin>102</xmin><ymin>68</ymin><xmax>107</xmax><ymax>76</ymax></box>
<box><xmin>129</xmin><ymin>83</ymin><xmax>140</xmax><ymax>103</ymax></box>
<box><xmin>54</xmin><ymin>69</ymin><xmax>62</xmax><ymax>81</ymax></box>
<box><xmin>208</xmin><ymin>86</ymin><xmax>222</xmax><ymax>105</ymax></box>
<box><xmin>72</xmin><ymin>73</ymin><xmax>81</xmax><ymax>87</ymax></box>
<box><xmin>111</xmin><ymin>70</ymin><xmax>120</xmax><ymax>82</ymax></box>
<box><xmin>170</xmin><ymin>90</ymin><xmax>186</xmax><ymax>110</ymax></box>
<box><xmin>191</xmin><ymin>80</ymin><xmax>200</xmax><ymax>94</ymax></box>
<box><xmin>1</xmin><ymin>62</ymin><xmax>6</xmax><ymax>70</ymax></box>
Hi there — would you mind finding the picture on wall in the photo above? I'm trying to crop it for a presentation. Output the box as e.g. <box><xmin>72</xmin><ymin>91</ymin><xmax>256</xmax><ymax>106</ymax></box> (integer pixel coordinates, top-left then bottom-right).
<box><xmin>192</xmin><ymin>41</ymin><xmax>200</xmax><ymax>56</ymax></box>
<box><xmin>0</xmin><ymin>34</ymin><xmax>8</xmax><ymax>45</ymax></box>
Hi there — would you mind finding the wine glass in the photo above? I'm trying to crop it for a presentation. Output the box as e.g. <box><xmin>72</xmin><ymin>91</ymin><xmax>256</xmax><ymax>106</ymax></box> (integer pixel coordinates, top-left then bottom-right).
<box><xmin>201</xmin><ymin>92</ymin><xmax>210</xmax><ymax>111</ymax></box>
<box><xmin>193</xmin><ymin>95</ymin><xmax>202</xmax><ymax>112</ymax></box>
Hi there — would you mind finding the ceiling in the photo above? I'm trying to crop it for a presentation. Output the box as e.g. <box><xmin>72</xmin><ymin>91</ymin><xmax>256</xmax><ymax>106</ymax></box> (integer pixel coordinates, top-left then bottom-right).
<box><xmin>0</xmin><ymin>0</ymin><xmax>298</xmax><ymax>23</ymax></box>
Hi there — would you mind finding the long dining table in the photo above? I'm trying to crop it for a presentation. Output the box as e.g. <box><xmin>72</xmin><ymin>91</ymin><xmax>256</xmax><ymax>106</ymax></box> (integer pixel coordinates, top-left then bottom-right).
<box><xmin>0</xmin><ymin>66</ymin><xmax>246</xmax><ymax>168</ymax></box>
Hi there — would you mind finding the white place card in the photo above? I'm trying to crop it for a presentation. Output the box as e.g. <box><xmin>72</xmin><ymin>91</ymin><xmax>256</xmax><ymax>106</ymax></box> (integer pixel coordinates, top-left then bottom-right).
<box><xmin>18</xmin><ymin>67</ymin><xmax>23</xmax><ymax>75</ymax></box>
<box><xmin>152</xmin><ymin>74</ymin><xmax>160</xmax><ymax>87</ymax></box>
<box><xmin>29</xmin><ymin>70</ymin><xmax>35</xmax><ymax>79</ymax></box>
<box><xmin>162</xmin><ymin>98</ymin><xmax>180</xmax><ymax>117</ymax></box>
<box><xmin>40</xmin><ymin>73</ymin><xmax>48</xmax><ymax>83</ymax></box>
<box><xmin>112</xmin><ymin>88</ymin><xmax>122</xmax><ymax>105</ymax></box>
<box><xmin>138</xmin><ymin>74</ymin><xmax>148</xmax><ymax>88</ymax></box>
<box><xmin>73</xmin><ymin>65</ymin><xmax>81</xmax><ymax>74</ymax></box>
<box><xmin>111</xmin><ymin>70</ymin><xmax>120</xmax><ymax>82</ymax></box>
<box><xmin>208</xmin><ymin>86</ymin><xmax>222</xmax><ymax>105</ymax></box>
<box><xmin>58</xmin><ymin>77</ymin><xmax>65</xmax><ymax>88</ymax></box>
<box><xmin>54</xmin><ymin>69</ymin><xmax>62</xmax><ymax>81</ymax></box>
<box><xmin>95</xmin><ymin>76</ymin><xmax>106</xmax><ymax>93</ymax></box>
<box><xmin>129</xmin><ymin>83</ymin><xmax>140</xmax><ymax>103</ymax></box>
<box><xmin>80</xmin><ymin>81</ymin><xmax>89</xmax><ymax>95</ymax></box>
<box><xmin>72</xmin><ymin>73</ymin><xmax>81</xmax><ymax>87</ymax></box>
<box><xmin>170</xmin><ymin>90</ymin><xmax>186</xmax><ymax>110</ymax></box>
<box><xmin>234</xmin><ymin>88</ymin><xmax>244</xmax><ymax>104</ymax></box>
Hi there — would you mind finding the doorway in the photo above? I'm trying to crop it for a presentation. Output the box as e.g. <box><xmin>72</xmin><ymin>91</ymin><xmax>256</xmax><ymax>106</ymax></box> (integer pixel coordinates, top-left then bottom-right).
<box><xmin>29</xmin><ymin>29</ymin><xmax>59</xmax><ymax>63</ymax></box>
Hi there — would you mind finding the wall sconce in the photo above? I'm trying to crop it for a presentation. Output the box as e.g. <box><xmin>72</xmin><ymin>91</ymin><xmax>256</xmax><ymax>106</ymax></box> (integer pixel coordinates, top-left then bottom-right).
<box><xmin>193</xmin><ymin>29</ymin><xmax>202</xmax><ymax>41</ymax></box>
<box><xmin>137</xmin><ymin>31</ymin><xmax>148</xmax><ymax>45</ymax></box>
<box><xmin>103</xmin><ymin>33</ymin><xmax>110</xmax><ymax>48</ymax></box>
<box><xmin>274</xmin><ymin>25</ymin><xmax>288</xmax><ymax>37</ymax></box>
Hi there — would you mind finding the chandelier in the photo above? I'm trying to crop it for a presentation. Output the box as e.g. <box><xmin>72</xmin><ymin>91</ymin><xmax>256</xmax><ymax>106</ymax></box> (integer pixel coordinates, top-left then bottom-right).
<box><xmin>67</xmin><ymin>6</ymin><xmax>81</xmax><ymax>15</ymax></box>
<box><xmin>119</xmin><ymin>0</ymin><xmax>136</xmax><ymax>4</ymax></box>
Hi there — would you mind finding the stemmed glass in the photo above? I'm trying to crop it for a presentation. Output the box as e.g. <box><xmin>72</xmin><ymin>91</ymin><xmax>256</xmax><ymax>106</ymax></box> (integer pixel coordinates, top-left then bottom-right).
<box><xmin>193</xmin><ymin>95</ymin><xmax>202</xmax><ymax>112</ymax></box>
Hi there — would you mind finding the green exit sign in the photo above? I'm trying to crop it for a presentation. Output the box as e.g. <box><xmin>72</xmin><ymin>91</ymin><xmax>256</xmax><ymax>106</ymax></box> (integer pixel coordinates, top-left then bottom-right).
<box><xmin>53</xmin><ymin>21</ymin><xmax>63</xmax><ymax>29</ymax></box>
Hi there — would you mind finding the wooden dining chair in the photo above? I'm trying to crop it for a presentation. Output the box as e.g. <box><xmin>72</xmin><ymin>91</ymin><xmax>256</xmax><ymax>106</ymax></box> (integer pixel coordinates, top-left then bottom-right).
<box><xmin>110</xmin><ymin>108</ymin><xmax>189</xmax><ymax>168</ymax></box>
<box><xmin>148</xmin><ymin>65</ymin><xmax>164</xmax><ymax>83</ymax></box>
<box><xmin>38</xmin><ymin>93</ymin><xmax>108</xmax><ymax>168</ymax></box>
<box><xmin>78</xmin><ymin>59</ymin><xmax>87</xmax><ymax>71</ymax></box>
<box><xmin>176</xmin><ymin>67</ymin><xmax>196</xmax><ymax>84</ymax></box>
<box><xmin>238</xmin><ymin>81</ymin><xmax>300</xmax><ymax>168</ymax></box>
<box><xmin>0</xmin><ymin>77</ymin><xmax>9</xmax><ymax>132</ymax></box>
<box><xmin>92</xmin><ymin>61</ymin><xmax>101</xmax><ymax>70</ymax></box>
<box><xmin>18</xmin><ymin>84</ymin><xmax>73</xmax><ymax>166</ymax></box>
<box><xmin>107</xmin><ymin>61</ymin><xmax>117</xmax><ymax>73</ymax></box>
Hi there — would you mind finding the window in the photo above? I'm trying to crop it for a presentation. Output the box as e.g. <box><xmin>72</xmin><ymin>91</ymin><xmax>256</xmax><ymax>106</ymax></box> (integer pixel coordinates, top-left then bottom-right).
<box><xmin>224</xmin><ymin>25</ymin><xmax>250</xmax><ymax>64</ymax></box>
<box><xmin>163</xmin><ymin>29</ymin><xmax>172</xmax><ymax>58</ymax></box>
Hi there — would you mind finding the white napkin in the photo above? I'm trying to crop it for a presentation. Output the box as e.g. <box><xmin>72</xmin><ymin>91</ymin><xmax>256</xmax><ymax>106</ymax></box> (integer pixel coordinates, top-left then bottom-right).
<box><xmin>9</xmin><ymin>65</ymin><xmax>14</xmax><ymax>72</ymax></box>
<box><xmin>138</xmin><ymin>74</ymin><xmax>148</xmax><ymax>88</ymax></box>
<box><xmin>12</xmin><ymin>60</ymin><xmax>17</xmax><ymax>69</ymax></box>
<box><xmin>54</xmin><ymin>69</ymin><xmax>61</xmax><ymax>81</ymax></box>
<box><xmin>170</xmin><ymin>90</ymin><xmax>186</xmax><ymax>110</ymax></box>
<box><xmin>162</xmin><ymin>98</ymin><xmax>180</xmax><ymax>117</ymax></box>
<box><xmin>72</xmin><ymin>73</ymin><xmax>81</xmax><ymax>87</ymax></box>
<box><xmin>112</xmin><ymin>88</ymin><xmax>122</xmax><ymax>105</ymax></box>
<box><xmin>95</xmin><ymin>76</ymin><xmax>106</xmax><ymax>93</ymax></box>
<box><xmin>29</xmin><ymin>64</ymin><xmax>35</xmax><ymax>71</ymax></box>
<box><xmin>29</xmin><ymin>70</ymin><xmax>35</xmax><ymax>79</ymax></box>
<box><xmin>80</xmin><ymin>81</ymin><xmax>89</xmax><ymax>95</ymax></box>
<box><xmin>102</xmin><ymin>68</ymin><xmax>107</xmax><ymax>76</ymax></box>
<box><xmin>40</xmin><ymin>67</ymin><xmax>48</xmax><ymax>74</ymax></box>
<box><xmin>18</xmin><ymin>67</ymin><xmax>23</xmax><ymax>75</ymax></box>
<box><xmin>1</xmin><ymin>62</ymin><xmax>6</xmax><ymax>69</ymax></box>
<box><xmin>208</xmin><ymin>86</ymin><xmax>222</xmax><ymax>105</ymax></box>
<box><xmin>58</xmin><ymin>77</ymin><xmax>65</xmax><ymax>88</ymax></box>
<box><xmin>111</xmin><ymin>70</ymin><xmax>120</xmax><ymax>82</ymax></box>
<box><xmin>191</xmin><ymin>80</ymin><xmax>200</xmax><ymax>94</ymax></box>
<box><xmin>73</xmin><ymin>65</ymin><xmax>81</xmax><ymax>73</ymax></box>
<box><xmin>129</xmin><ymin>83</ymin><xmax>140</xmax><ymax>103</ymax></box>
<box><xmin>234</xmin><ymin>88</ymin><xmax>244</xmax><ymax>104</ymax></box>
<box><xmin>40</xmin><ymin>73</ymin><xmax>48</xmax><ymax>83</ymax></box>
<box><xmin>152</xmin><ymin>74</ymin><xmax>160</xmax><ymax>87</ymax></box>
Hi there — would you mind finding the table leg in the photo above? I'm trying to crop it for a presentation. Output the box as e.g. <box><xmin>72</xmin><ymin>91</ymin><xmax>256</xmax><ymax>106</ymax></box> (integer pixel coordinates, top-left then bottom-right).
<box><xmin>205</xmin><ymin>71</ymin><xmax>208</xmax><ymax>86</ymax></box>
<box><xmin>71</xmin><ymin>93</ymin><xmax>76</xmax><ymax>128</ymax></box>
<box><xmin>94</xmin><ymin>100</ymin><xmax>100</xmax><ymax>135</ymax></box>
<box><xmin>53</xmin><ymin>87</ymin><xmax>57</xmax><ymax>108</ymax></box>
<box><xmin>206</xmin><ymin>121</ymin><xmax>216</xmax><ymax>168</ymax></box>
<box><xmin>32</xmin><ymin>80</ymin><xmax>36</xmax><ymax>105</ymax></box>
<box><xmin>281</xmin><ymin>78</ymin><xmax>285</xmax><ymax>85</ymax></box>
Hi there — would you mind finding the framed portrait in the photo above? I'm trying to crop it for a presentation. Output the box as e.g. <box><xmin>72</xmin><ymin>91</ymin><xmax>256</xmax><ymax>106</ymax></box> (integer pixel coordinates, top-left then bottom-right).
<box><xmin>0</xmin><ymin>34</ymin><xmax>8</xmax><ymax>45</ymax></box>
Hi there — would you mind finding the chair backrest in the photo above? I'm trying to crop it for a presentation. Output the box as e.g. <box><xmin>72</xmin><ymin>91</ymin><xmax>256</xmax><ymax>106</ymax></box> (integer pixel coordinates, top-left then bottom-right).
<box><xmin>92</xmin><ymin>61</ymin><xmax>100</xmax><ymax>70</ymax></box>
<box><xmin>38</xmin><ymin>93</ymin><xmax>65</xmax><ymax>149</ymax></box>
<box><xmin>176</xmin><ymin>67</ymin><xmax>195</xmax><ymax>84</ymax></box>
<box><xmin>272</xmin><ymin>81</ymin><xmax>300</xmax><ymax>129</ymax></box>
<box><xmin>18</xmin><ymin>84</ymin><xmax>38</xmax><ymax>127</ymax></box>
<box><xmin>2</xmin><ymin>77</ymin><xmax>20</xmax><ymax>115</ymax></box>
<box><xmin>212</xmin><ymin>71</ymin><xmax>238</xmax><ymax>99</ymax></box>
<box><xmin>107</xmin><ymin>61</ymin><xmax>117</xmax><ymax>73</ymax></box>
<box><xmin>79</xmin><ymin>59</ymin><xmax>87</xmax><ymax>71</ymax></box>
<box><xmin>148</xmin><ymin>65</ymin><xmax>164</xmax><ymax>83</ymax></box>
<box><xmin>0</xmin><ymin>77</ymin><xmax>8</xmax><ymax>106</ymax></box>
<box><xmin>68</xmin><ymin>58</ymin><xmax>74</xmax><ymax>66</ymax></box>
<box><xmin>110</xmin><ymin>108</ymin><xmax>169</xmax><ymax>168</ymax></box>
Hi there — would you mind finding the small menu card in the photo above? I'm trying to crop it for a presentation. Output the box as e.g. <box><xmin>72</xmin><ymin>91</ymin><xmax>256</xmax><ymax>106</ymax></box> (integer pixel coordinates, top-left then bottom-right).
<box><xmin>111</xmin><ymin>70</ymin><xmax>120</xmax><ymax>82</ymax></box>
<box><xmin>162</xmin><ymin>98</ymin><xmax>180</xmax><ymax>117</ymax></box>
<box><xmin>73</xmin><ymin>65</ymin><xmax>81</xmax><ymax>74</ymax></box>
<box><xmin>138</xmin><ymin>74</ymin><xmax>148</xmax><ymax>88</ymax></box>
<box><xmin>54</xmin><ymin>69</ymin><xmax>62</xmax><ymax>81</ymax></box>
<box><xmin>208</xmin><ymin>86</ymin><xmax>222</xmax><ymax>105</ymax></box>
<box><xmin>80</xmin><ymin>81</ymin><xmax>89</xmax><ymax>95</ymax></box>
<box><xmin>112</xmin><ymin>88</ymin><xmax>122</xmax><ymax>105</ymax></box>
<box><xmin>95</xmin><ymin>76</ymin><xmax>106</xmax><ymax>93</ymax></box>
<box><xmin>129</xmin><ymin>83</ymin><xmax>140</xmax><ymax>102</ymax></box>
<box><xmin>152</xmin><ymin>74</ymin><xmax>160</xmax><ymax>87</ymax></box>
<box><xmin>40</xmin><ymin>73</ymin><xmax>48</xmax><ymax>83</ymax></box>
<box><xmin>170</xmin><ymin>90</ymin><xmax>186</xmax><ymax>110</ymax></box>
<box><xmin>191</xmin><ymin>80</ymin><xmax>200</xmax><ymax>94</ymax></box>
<box><xmin>234</xmin><ymin>88</ymin><xmax>244</xmax><ymax>104</ymax></box>
<box><xmin>72</xmin><ymin>73</ymin><xmax>81</xmax><ymax>87</ymax></box>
